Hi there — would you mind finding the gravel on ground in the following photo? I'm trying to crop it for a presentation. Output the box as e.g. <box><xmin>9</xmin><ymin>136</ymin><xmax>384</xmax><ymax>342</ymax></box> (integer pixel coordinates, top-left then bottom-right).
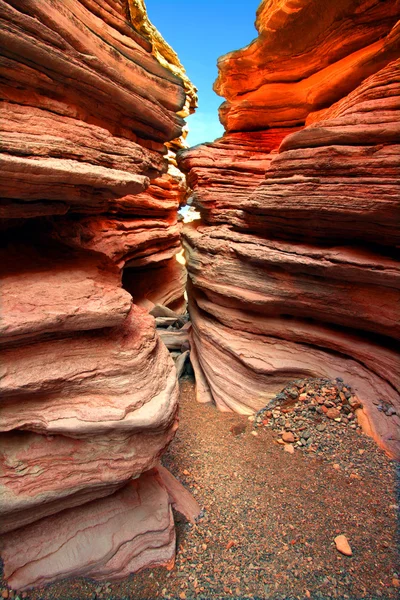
<box><xmin>1</xmin><ymin>377</ymin><xmax>399</xmax><ymax>600</ymax></box>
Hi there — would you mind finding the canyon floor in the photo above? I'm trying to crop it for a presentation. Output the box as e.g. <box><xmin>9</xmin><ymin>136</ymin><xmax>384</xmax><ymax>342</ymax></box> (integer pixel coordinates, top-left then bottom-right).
<box><xmin>2</xmin><ymin>378</ymin><xmax>399</xmax><ymax>600</ymax></box>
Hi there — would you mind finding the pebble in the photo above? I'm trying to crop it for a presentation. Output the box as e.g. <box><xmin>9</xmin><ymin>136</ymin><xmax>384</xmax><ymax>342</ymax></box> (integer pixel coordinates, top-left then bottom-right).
<box><xmin>326</xmin><ymin>408</ymin><xmax>340</xmax><ymax>420</ymax></box>
<box><xmin>334</xmin><ymin>534</ymin><xmax>352</xmax><ymax>556</ymax></box>
<box><xmin>282</xmin><ymin>431</ymin><xmax>295</xmax><ymax>443</ymax></box>
<box><xmin>284</xmin><ymin>443</ymin><xmax>295</xmax><ymax>454</ymax></box>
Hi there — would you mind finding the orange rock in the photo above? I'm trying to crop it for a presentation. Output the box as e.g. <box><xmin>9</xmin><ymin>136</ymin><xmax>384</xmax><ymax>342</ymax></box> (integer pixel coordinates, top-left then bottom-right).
<box><xmin>284</xmin><ymin>444</ymin><xmax>295</xmax><ymax>454</ymax></box>
<box><xmin>334</xmin><ymin>535</ymin><xmax>353</xmax><ymax>556</ymax></box>
<box><xmin>326</xmin><ymin>408</ymin><xmax>340</xmax><ymax>420</ymax></box>
<box><xmin>215</xmin><ymin>0</ymin><xmax>399</xmax><ymax>132</ymax></box>
<box><xmin>282</xmin><ymin>431</ymin><xmax>295</xmax><ymax>443</ymax></box>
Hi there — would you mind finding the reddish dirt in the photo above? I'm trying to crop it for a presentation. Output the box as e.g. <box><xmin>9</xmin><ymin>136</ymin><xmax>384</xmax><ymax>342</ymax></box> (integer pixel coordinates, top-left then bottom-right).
<box><xmin>2</xmin><ymin>378</ymin><xmax>399</xmax><ymax>599</ymax></box>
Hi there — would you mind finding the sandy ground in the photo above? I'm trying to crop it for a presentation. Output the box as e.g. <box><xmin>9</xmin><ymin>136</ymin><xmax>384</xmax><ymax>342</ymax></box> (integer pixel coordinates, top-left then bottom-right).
<box><xmin>2</xmin><ymin>377</ymin><xmax>399</xmax><ymax>600</ymax></box>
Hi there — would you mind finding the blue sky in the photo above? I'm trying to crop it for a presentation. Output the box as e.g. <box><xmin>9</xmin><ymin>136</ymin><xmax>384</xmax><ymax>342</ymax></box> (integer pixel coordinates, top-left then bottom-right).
<box><xmin>145</xmin><ymin>0</ymin><xmax>259</xmax><ymax>147</ymax></box>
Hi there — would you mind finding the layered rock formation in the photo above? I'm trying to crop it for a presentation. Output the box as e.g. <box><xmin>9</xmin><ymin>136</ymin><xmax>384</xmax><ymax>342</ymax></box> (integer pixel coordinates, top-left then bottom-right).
<box><xmin>178</xmin><ymin>0</ymin><xmax>400</xmax><ymax>459</ymax></box>
<box><xmin>0</xmin><ymin>0</ymin><xmax>198</xmax><ymax>590</ymax></box>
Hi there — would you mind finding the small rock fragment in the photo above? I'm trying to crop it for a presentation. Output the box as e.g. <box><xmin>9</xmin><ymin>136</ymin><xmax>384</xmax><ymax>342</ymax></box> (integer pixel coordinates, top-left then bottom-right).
<box><xmin>334</xmin><ymin>534</ymin><xmax>352</xmax><ymax>556</ymax></box>
<box><xmin>282</xmin><ymin>431</ymin><xmax>295</xmax><ymax>443</ymax></box>
<box><xmin>284</xmin><ymin>444</ymin><xmax>295</xmax><ymax>454</ymax></box>
<box><xmin>326</xmin><ymin>407</ymin><xmax>340</xmax><ymax>419</ymax></box>
<box><xmin>348</xmin><ymin>396</ymin><xmax>362</xmax><ymax>410</ymax></box>
<box><xmin>230</xmin><ymin>423</ymin><xmax>246</xmax><ymax>436</ymax></box>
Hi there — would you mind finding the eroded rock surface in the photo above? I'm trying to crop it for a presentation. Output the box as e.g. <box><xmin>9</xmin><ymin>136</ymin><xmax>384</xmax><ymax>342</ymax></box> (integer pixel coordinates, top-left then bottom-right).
<box><xmin>178</xmin><ymin>3</ymin><xmax>400</xmax><ymax>459</ymax></box>
<box><xmin>0</xmin><ymin>466</ymin><xmax>199</xmax><ymax>590</ymax></box>
<box><xmin>0</xmin><ymin>0</ymin><xmax>198</xmax><ymax>590</ymax></box>
<box><xmin>215</xmin><ymin>0</ymin><xmax>400</xmax><ymax>132</ymax></box>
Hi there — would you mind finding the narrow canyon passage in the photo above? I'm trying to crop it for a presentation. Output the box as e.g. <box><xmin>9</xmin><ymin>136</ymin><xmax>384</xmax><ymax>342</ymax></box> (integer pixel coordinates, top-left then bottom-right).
<box><xmin>0</xmin><ymin>0</ymin><xmax>399</xmax><ymax>598</ymax></box>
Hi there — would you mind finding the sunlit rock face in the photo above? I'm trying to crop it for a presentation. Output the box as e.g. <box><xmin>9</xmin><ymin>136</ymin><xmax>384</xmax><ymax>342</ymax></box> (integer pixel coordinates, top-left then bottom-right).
<box><xmin>178</xmin><ymin>0</ymin><xmax>400</xmax><ymax>460</ymax></box>
<box><xmin>0</xmin><ymin>0</ymin><xmax>198</xmax><ymax>590</ymax></box>
<box><xmin>214</xmin><ymin>0</ymin><xmax>400</xmax><ymax>132</ymax></box>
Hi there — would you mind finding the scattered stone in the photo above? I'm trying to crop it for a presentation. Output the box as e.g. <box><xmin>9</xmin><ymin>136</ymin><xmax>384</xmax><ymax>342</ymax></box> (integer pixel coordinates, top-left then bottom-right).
<box><xmin>250</xmin><ymin>430</ymin><xmax>258</xmax><ymax>437</ymax></box>
<box><xmin>282</xmin><ymin>431</ymin><xmax>295</xmax><ymax>443</ymax></box>
<box><xmin>348</xmin><ymin>397</ymin><xmax>363</xmax><ymax>410</ymax></box>
<box><xmin>253</xmin><ymin>377</ymin><xmax>377</xmax><ymax>469</ymax></box>
<box><xmin>334</xmin><ymin>535</ymin><xmax>352</xmax><ymax>556</ymax></box>
<box><xmin>284</xmin><ymin>444</ymin><xmax>295</xmax><ymax>454</ymax></box>
<box><xmin>326</xmin><ymin>408</ymin><xmax>340</xmax><ymax>420</ymax></box>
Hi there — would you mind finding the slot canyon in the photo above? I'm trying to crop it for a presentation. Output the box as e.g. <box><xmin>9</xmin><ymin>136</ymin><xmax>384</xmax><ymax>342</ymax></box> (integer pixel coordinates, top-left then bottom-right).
<box><xmin>0</xmin><ymin>1</ymin><xmax>399</xmax><ymax>599</ymax></box>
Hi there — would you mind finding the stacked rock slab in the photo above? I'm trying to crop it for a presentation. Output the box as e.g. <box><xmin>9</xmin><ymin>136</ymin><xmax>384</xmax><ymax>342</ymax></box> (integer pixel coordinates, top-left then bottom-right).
<box><xmin>178</xmin><ymin>0</ymin><xmax>400</xmax><ymax>460</ymax></box>
<box><xmin>0</xmin><ymin>0</ymin><xmax>198</xmax><ymax>590</ymax></box>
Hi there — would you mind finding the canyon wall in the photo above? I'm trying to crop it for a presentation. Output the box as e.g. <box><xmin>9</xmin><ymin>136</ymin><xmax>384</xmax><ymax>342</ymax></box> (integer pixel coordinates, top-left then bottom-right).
<box><xmin>178</xmin><ymin>0</ymin><xmax>400</xmax><ymax>459</ymax></box>
<box><xmin>0</xmin><ymin>0</ymin><xmax>198</xmax><ymax>590</ymax></box>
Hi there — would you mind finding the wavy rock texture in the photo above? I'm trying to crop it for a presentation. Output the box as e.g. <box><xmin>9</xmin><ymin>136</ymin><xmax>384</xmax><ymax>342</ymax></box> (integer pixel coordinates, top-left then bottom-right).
<box><xmin>0</xmin><ymin>466</ymin><xmax>200</xmax><ymax>591</ymax></box>
<box><xmin>215</xmin><ymin>0</ymin><xmax>400</xmax><ymax>132</ymax></box>
<box><xmin>0</xmin><ymin>0</ymin><xmax>198</xmax><ymax>589</ymax></box>
<box><xmin>178</xmin><ymin>3</ymin><xmax>400</xmax><ymax>460</ymax></box>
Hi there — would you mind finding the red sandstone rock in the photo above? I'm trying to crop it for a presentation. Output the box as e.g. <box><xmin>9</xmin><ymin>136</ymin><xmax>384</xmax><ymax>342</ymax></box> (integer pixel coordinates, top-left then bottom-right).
<box><xmin>0</xmin><ymin>305</ymin><xmax>179</xmax><ymax>531</ymax></box>
<box><xmin>245</xmin><ymin>61</ymin><xmax>400</xmax><ymax>246</ymax></box>
<box><xmin>179</xmin><ymin>61</ymin><xmax>400</xmax><ymax>246</ymax></box>
<box><xmin>177</xmin><ymin>130</ymin><xmax>296</xmax><ymax>224</ymax></box>
<box><xmin>0</xmin><ymin>0</ymin><xmax>185</xmax><ymax>140</ymax></box>
<box><xmin>0</xmin><ymin>306</ymin><xmax>177</xmax><ymax>436</ymax></box>
<box><xmin>0</xmin><ymin>239</ymin><xmax>132</xmax><ymax>344</ymax></box>
<box><xmin>183</xmin><ymin>224</ymin><xmax>400</xmax><ymax>341</ymax></box>
<box><xmin>0</xmin><ymin>0</ymin><xmax>193</xmax><ymax>586</ymax></box>
<box><xmin>214</xmin><ymin>0</ymin><xmax>400</xmax><ymax>131</ymax></box>
<box><xmin>334</xmin><ymin>534</ymin><xmax>353</xmax><ymax>557</ymax></box>
<box><xmin>0</xmin><ymin>470</ymin><xmax>181</xmax><ymax>590</ymax></box>
<box><xmin>177</xmin><ymin>14</ymin><xmax>400</xmax><ymax>460</ymax></box>
<box><xmin>282</xmin><ymin>432</ymin><xmax>295</xmax><ymax>444</ymax></box>
<box><xmin>124</xmin><ymin>258</ymin><xmax>187</xmax><ymax>314</ymax></box>
<box><xmin>50</xmin><ymin>214</ymin><xmax>181</xmax><ymax>269</ymax></box>
<box><xmin>188</xmin><ymin>299</ymin><xmax>400</xmax><ymax>458</ymax></box>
